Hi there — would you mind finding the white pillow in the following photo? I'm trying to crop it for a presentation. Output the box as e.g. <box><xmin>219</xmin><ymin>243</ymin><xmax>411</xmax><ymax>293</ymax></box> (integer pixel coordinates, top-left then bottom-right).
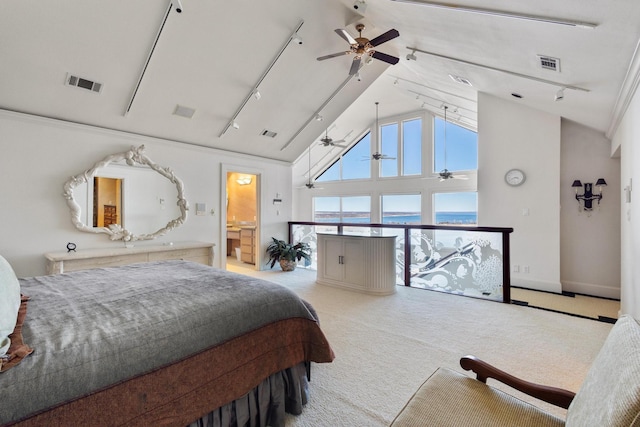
<box><xmin>0</xmin><ymin>255</ymin><xmax>21</xmax><ymax>357</ymax></box>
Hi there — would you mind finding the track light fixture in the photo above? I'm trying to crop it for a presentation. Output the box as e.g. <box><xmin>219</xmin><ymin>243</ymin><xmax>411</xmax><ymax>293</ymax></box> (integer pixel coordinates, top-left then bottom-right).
<box><xmin>393</xmin><ymin>79</ymin><xmax>399</xmax><ymax>85</ymax></box>
<box><xmin>220</xmin><ymin>20</ymin><xmax>304</xmax><ymax>137</ymax></box>
<box><xmin>355</xmin><ymin>72</ymin><xmax>362</xmax><ymax>82</ymax></box>
<box><xmin>555</xmin><ymin>87</ymin><xmax>565</xmax><ymax>101</ymax></box>
<box><xmin>174</xmin><ymin>0</ymin><xmax>183</xmax><ymax>13</ymax></box>
<box><xmin>406</xmin><ymin>46</ymin><xmax>590</xmax><ymax>94</ymax></box>
<box><xmin>390</xmin><ymin>0</ymin><xmax>597</xmax><ymax>29</ymax></box>
<box><xmin>406</xmin><ymin>49</ymin><xmax>417</xmax><ymax>61</ymax></box>
<box><xmin>315</xmin><ymin>114</ymin><xmax>324</xmax><ymax>121</ymax></box>
<box><xmin>292</xmin><ymin>34</ymin><xmax>303</xmax><ymax>45</ymax></box>
<box><xmin>253</xmin><ymin>89</ymin><xmax>261</xmax><ymax>100</ymax></box>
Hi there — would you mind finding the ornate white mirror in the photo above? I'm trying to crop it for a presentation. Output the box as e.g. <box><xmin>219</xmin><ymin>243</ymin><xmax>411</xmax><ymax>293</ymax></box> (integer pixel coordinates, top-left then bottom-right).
<box><xmin>63</xmin><ymin>145</ymin><xmax>188</xmax><ymax>242</ymax></box>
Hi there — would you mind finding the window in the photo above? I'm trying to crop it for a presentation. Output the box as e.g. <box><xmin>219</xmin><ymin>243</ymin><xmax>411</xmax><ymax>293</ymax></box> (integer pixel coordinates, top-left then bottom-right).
<box><xmin>380</xmin><ymin>123</ymin><xmax>398</xmax><ymax>177</ymax></box>
<box><xmin>316</xmin><ymin>132</ymin><xmax>371</xmax><ymax>182</ymax></box>
<box><xmin>379</xmin><ymin>117</ymin><xmax>422</xmax><ymax>178</ymax></box>
<box><xmin>314</xmin><ymin>196</ymin><xmax>371</xmax><ymax>223</ymax></box>
<box><xmin>316</xmin><ymin>116</ymin><xmax>423</xmax><ymax>181</ymax></box>
<box><xmin>434</xmin><ymin>117</ymin><xmax>477</xmax><ymax>173</ymax></box>
<box><xmin>403</xmin><ymin>119</ymin><xmax>422</xmax><ymax>176</ymax></box>
<box><xmin>433</xmin><ymin>192</ymin><xmax>477</xmax><ymax>225</ymax></box>
<box><xmin>382</xmin><ymin>194</ymin><xmax>421</xmax><ymax>224</ymax></box>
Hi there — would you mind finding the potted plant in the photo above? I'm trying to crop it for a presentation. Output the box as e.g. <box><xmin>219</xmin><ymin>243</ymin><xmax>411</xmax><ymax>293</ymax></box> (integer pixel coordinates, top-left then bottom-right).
<box><xmin>266</xmin><ymin>237</ymin><xmax>311</xmax><ymax>271</ymax></box>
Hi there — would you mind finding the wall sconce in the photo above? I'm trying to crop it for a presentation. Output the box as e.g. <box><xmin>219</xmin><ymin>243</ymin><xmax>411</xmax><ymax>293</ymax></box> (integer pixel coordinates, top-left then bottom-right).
<box><xmin>236</xmin><ymin>176</ymin><xmax>252</xmax><ymax>185</ymax></box>
<box><xmin>572</xmin><ymin>178</ymin><xmax>607</xmax><ymax>211</ymax></box>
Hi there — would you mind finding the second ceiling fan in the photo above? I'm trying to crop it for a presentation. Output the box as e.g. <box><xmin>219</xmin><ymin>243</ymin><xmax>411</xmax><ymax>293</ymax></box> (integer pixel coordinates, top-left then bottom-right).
<box><xmin>317</xmin><ymin>24</ymin><xmax>400</xmax><ymax>76</ymax></box>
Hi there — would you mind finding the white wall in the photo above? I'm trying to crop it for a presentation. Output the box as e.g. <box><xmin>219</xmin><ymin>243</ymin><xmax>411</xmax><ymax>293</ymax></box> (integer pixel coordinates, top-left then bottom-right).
<box><xmin>613</xmin><ymin>84</ymin><xmax>640</xmax><ymax>317</ymax></box>
<box><xmin>0</xmin><ymin>110</ymin><xmax>292</xmax><ymax>277</ymax></box>
<box><xmin>560</xmin><ymin>119</ymin><xmax>621</xmax><ymax>298</ymax></box>
<box><xmin>478</xmin><ymin>93</ymin><xmax>562</xmax><ymax>292</ymax></box>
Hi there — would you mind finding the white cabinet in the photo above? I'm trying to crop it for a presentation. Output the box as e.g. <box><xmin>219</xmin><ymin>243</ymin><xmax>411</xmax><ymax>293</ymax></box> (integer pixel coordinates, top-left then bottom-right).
<box><xmin>45</xmin><ymin>241</ymin><xmax>215</xmax><ymax>274</ymax></box>
<box><xmin>316</xmin><ymin>233</ymin><xmax>396</xmax><ymax>295</ymax></box>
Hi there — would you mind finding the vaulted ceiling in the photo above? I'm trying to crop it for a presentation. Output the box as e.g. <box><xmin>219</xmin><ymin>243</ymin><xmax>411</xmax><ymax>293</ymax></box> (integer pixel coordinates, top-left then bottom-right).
<box><xmin>2</xmin><ymin>1</ymin><xmax>639</xmax><ymax>182</ymax></box>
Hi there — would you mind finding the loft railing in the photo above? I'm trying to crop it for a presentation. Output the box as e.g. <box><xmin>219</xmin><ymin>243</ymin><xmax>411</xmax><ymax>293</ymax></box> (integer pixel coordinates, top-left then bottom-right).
<box><xmin>288</xmin><ymin>221</ymin><xmax>514</xmax><ymax>303</ymax></box>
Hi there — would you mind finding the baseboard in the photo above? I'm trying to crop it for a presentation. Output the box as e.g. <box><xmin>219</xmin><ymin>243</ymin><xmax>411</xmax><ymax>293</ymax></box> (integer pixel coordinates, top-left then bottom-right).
<box><xmin>562</xmin><ymin>280</ymin><xmax>621</xmax><ymax>300</ymax></box>
<box><xmin>511</xmin><ymin>277</ymin><xmax>562</xmax><ymax>293</ymax></box>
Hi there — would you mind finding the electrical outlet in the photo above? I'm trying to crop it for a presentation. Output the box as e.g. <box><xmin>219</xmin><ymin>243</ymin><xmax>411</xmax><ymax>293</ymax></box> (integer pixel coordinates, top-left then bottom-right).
<box><xmin>513</xmin><ymin>265</ymin><xmax>520</xmax><ymax>273</ymax></box>
<box><xmin>523</xmin><ymin>265</ymin><xmax>530</xmax><ymax>273</ymax></box>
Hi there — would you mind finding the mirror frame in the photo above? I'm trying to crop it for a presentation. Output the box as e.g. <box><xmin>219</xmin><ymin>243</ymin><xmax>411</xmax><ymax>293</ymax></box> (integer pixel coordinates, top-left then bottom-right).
<box><xmin>63</xmin><ymin>145</ymin><xmax>189</xmax><ymax>241</ymax></box>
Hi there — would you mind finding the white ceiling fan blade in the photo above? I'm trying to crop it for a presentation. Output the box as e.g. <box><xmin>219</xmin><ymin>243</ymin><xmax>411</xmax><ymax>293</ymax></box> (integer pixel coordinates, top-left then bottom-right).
<box><xmin>317</xmin><ymin>51</ymin><xmax>351</xmax><ymax>61</ymax></box>
<box><xmin>349</xmin><ymin>57</ymin><xmax>362</xmax><ymax>75</ymax></box>
<box><xmin>334</xmin><ymin>28</ymin><xmax>357</xmax><ymax>45</ymax></box>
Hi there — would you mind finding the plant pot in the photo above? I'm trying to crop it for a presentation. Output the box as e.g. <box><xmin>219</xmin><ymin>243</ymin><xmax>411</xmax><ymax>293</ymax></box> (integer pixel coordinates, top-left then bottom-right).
<box><xmin>279</xmin><ymin>259</ymin><xmax>296</xmax><ymax>271</ymax></box>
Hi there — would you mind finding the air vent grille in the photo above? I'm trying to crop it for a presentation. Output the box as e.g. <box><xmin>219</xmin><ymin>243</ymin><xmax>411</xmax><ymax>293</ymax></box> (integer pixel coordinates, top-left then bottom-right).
<box><xmin>261</xmin><ymin>129</ymin><xmax>278</xmax><ymax>138</ymax></box>
<box><xmin>538</xmin><ymin>55</ymin><xmax>560</xmax><ymax>72</ymax></box>
<box><xmin>66</xmin><ymin>73</ymin><xmax>103</xmax><ymax>93</ymax></box>
<box><xmin>173</xmin><ymin>104</ymin><xmax>196</xmax><ymax>118</ymax></box>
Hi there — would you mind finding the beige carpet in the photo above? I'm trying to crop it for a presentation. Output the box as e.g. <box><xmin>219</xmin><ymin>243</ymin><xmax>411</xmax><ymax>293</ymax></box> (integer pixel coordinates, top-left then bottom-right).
<box><xmin>228</xmin><ymin>264</ymin><xmax>613</xmax><ymax>426</ymax></box>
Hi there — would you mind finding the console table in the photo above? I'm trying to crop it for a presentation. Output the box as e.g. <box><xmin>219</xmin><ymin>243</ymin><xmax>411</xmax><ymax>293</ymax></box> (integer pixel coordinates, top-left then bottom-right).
<box><xmin>316</xmin><ymin>233</ymin><xmax>397</xmax><ymax>295</ymax></box>
<box><xmin>45</xmin><ymin>241</ymin><xmax>214</xmax><ymax>275</ymax></box>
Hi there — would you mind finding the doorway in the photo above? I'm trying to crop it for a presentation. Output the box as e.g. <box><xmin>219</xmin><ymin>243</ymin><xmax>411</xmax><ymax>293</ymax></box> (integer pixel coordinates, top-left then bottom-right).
<box><xmin>223</xmin><ymin>169</ymin><xmax>260</xmax><ymax>272</ymax></box>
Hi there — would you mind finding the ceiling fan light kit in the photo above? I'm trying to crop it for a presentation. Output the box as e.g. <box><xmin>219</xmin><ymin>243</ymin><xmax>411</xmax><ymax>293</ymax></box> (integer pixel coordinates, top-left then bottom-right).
<box><xmin>317</xmin><ymin>24</ymin><xmax>400</xmax><ymax>77</ymax></box>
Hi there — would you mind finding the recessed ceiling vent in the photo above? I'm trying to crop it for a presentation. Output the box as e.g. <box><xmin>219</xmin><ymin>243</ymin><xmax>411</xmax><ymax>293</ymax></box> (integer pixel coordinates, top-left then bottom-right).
<box><xmin>538</xmin><ymin>55</ymin><xmax>560</xmax><ymax>72</ymax></box>
<box><xmin>65</xmin><ymin>73</ymin><xmax>102</xmax><ymax>93</ymax></box>
<box><xmin>261</xmin><ymin>129</ymin><xmax>278</xmax><ymax>138</ymax></box>
<box><xmin>173</xmin><ymin>104</ymin><xmax>196</xmax><ymax>119</ymax></box>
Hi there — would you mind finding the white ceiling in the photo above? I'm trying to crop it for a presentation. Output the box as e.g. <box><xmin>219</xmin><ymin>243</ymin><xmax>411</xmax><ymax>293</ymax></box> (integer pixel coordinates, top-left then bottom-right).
<box><xmin>2</xmin><ymin>0</ymin><xmax>640</xmax><ymax>181</ymax></box>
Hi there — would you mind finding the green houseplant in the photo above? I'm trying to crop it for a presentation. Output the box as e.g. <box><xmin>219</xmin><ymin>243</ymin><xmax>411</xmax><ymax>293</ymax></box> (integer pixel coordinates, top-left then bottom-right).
<box><xmin>266</xmin><ymin>237</ymin><xmax>311</xmax><ymax>271</ymax></box>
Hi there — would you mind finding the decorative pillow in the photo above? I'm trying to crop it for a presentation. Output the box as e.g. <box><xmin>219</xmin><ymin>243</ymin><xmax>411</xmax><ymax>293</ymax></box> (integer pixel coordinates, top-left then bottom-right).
<box><xmin>0</xmin><ymin>294</ymin><xmax>34</xmax><ymax>372</ymax></box>
<box><xmin>0</xmin><ymin>255</ymin><xmax>21</xmax><ymax>358</ymax></box>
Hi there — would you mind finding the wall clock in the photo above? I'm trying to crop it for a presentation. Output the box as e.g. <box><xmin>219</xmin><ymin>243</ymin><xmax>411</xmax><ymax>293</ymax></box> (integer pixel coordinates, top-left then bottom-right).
<box><xmin>505</xmin><ymin>169</ymin><xmax>526</xmax><ymax>186</ymax></box>
<box><xmin>66</xmin><ymin>242</ymin><xmax>77</xmax><ymax>252</ymax></box>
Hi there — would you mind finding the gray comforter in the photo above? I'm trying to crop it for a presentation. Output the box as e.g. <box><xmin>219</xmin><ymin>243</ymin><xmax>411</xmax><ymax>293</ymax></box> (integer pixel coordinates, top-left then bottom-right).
<box><xmin>1</xmin><ymin>260</ymin><xmax>318</xmax><ymax>424</ymax></box>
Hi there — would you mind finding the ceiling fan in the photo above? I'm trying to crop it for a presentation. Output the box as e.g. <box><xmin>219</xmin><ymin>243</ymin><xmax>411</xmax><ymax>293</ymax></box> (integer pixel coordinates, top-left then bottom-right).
<box><xmin>319</xmin><ymin>129</ymin><xmax>347</xmax><ymax>148</ymax></box>
<box><xmin>299</xmin><ymin>146</ymin><xmax>323</xmax><ymax>189</ymax></box>
<box><xmin>366</xmin><ymin>101</ymin><xmax>396</xmax><ymax>161</ymax></box>
<box><xmin>317</xmin><ymin>24</ymin><xmax>400</xmax><ymax>76</ymax></box>
<box><xmin>433</xmin><ymin>105</ymin><xmax>468</xmax><ymax>181</ymax></box>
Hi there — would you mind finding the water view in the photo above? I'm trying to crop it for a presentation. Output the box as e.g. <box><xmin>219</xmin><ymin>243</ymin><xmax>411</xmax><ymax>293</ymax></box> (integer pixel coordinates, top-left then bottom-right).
<box><xmin>313</xmin><ymin>212</ymin><xmax>477</xmax><ymax>225</ymax></box>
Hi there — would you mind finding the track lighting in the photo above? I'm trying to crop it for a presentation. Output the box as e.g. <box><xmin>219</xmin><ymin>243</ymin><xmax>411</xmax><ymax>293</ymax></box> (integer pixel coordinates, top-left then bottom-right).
<box><xmin>355</xmin><ymin>72</ymin><xmax>361</xmax><ymax>81</ymax></box>
<box><xmin>393</xmin><ymin>79</ymin><xmax>399</xmax><ymax>85</ymax></box>
<box><xmin>292</xmin><ymin>34</ymin><xmax>303</xmax><ymax>45</ymax></box>
<box><xmin>174</xmin><ymin>0</ymin><xmax>183</xmax><ymax>13</ymax></box>
<box><xmin>253</xmin><ymin>89</ymin><xmax>261</xmax><ymax>100</ymax></box>
<box><xmin>232</xmin><ymin>121</ymin><xmax>240</xmax><ymax>130</ymax></box>
<box><xmin>390</xmin><ymin>0</ymin><xmax>597</xmax><ymax>29</ymax></box>
<box><xmin>406</xmin><ymin>50</ymin><xmax>417</xmax><ymax>61</ymax></box>
<box><xmin>555</xmin><ymin>87</ymin><xmax>565</xmax><ymax>101</ymax></box>
<box><xmin>315</xmin><ymin>114</ymin><xmax>323</xmax><ymax>121</ymax></box>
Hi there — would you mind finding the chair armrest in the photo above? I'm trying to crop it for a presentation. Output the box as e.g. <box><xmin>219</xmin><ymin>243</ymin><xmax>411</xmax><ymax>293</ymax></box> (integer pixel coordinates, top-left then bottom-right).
<box><xmin>460</xmin><ymin>355</ymin><xmax>576</xmax><ymax>409</ymax></box>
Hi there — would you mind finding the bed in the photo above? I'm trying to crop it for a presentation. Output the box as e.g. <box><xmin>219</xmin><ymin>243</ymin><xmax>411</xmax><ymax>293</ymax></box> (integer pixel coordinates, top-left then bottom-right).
<box><xmin>0</xmin><ymin>259</ymin><xmax>334</xmax><ymax>426</ymax></box>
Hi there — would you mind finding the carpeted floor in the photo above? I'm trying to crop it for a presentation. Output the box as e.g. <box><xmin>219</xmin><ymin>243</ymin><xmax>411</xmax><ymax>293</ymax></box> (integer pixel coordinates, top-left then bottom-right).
<box><xmin>227</xmin><ymin>261</ymin><xmax>613</xmax><ymax>426</ymax></box>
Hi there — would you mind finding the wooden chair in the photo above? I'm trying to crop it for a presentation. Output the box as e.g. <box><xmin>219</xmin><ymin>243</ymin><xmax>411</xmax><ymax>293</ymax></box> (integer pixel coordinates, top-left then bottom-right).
<box><xmin>391</xmin><ymin>315</ymin><xmax>640</xmax><ymax>426</ymax></box>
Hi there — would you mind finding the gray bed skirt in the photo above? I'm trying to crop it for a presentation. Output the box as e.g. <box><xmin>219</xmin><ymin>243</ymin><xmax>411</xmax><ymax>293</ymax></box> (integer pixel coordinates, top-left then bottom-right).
<box><xmin>188</xmin><ymin>362</ymin><xmax>309</xmax><ymax>427</ymax></box>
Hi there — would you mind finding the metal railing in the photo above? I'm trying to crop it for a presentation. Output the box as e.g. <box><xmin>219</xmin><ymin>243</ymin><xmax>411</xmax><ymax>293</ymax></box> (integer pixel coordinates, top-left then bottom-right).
<box><xmin>289</xmin><ymin>221</ymin><xmax>514</xmax><ymax>303</ymax></box>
